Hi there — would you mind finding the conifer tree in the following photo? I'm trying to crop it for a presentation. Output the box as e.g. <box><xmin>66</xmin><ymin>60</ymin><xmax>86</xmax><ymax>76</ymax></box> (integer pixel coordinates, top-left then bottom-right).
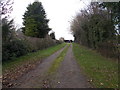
<box><xmin>22</xmin><ymin>1</ymin><xmax>51</xmax><ymax>38</ymax></box>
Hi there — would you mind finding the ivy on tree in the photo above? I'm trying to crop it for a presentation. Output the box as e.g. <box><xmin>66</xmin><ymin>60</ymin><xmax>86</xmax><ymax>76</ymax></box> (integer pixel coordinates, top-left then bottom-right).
<box><xmin>22</xmin><ymin>1</ymin><xmax>51</xmax><ymax>38</ymax></box>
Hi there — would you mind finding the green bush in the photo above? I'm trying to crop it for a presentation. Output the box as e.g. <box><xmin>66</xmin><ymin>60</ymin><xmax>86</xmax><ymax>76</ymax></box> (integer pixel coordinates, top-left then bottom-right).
<box><xmin>2</xmin><ymin>40</ymin><xmax>30</xmax><ymax>62</ymax></box>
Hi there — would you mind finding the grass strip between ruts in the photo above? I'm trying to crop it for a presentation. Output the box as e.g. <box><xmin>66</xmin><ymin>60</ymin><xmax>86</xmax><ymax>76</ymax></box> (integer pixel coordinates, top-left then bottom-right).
<box><xmin>47</xmin><ymin>44</ymin><xmax>70</xmax><ymax>75</ymax></box>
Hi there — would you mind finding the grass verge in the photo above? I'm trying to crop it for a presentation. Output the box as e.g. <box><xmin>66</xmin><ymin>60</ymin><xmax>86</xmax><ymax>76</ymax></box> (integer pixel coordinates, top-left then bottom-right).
<box><xmin>73</xmin><ymin>43</ymin><xmax>118</xmax><ymax>88</ymax></box>
<box><xmin>3</xmin><ymin>43</ymin><xmax>66</xmax><ymax>72</ymax></box>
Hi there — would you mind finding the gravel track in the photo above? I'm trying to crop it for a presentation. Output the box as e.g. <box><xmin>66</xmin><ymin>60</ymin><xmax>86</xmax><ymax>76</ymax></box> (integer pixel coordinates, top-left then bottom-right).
<box><xmin>13</xmin><ymin>45</ymin><xmax>67</xmax><ymax>88</ymax></box>
<box><xmin>7</xmin><ymin>44</ymin><xmax>91</xmax><ymax>88</ymax></box>
<box><xmin>51</xmin><ymin>44</ymin><xmax>91</xmax><ymax>88</ymax></box>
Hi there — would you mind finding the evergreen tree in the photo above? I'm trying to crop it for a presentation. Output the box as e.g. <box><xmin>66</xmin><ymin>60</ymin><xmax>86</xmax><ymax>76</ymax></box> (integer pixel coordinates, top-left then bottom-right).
<box><xmin>2</xmin><ymin>18</ymin><xmax>15</xmax><ymax>43</ymax></box>
<box><xmin>22</xmin><ymin>1</ymin><xmax>51</xmax><ymax>38</ymax></box>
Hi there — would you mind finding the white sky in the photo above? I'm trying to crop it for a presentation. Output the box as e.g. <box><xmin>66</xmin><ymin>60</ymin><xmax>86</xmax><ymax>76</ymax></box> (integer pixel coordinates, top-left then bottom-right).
<box><xmin>10</xmin><ymin>0</ymin><xmax>90</xmax><ymax>40</ymax></box>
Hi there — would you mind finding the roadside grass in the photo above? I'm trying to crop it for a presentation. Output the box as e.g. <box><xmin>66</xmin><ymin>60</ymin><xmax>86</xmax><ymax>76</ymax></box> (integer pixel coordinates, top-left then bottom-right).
<box><xmin>47</xmin><ymin>43</ymin><xmax>70</xmax><ymax>75</ymax></box>
<box><xmin>3</xmin><ymin>43</ymin><xmax>66</xmax><ymax>72</ymax></box>
<box><xmin>73</xmin><ymin>43</ymin><xmax>118</xmax><ymax>88</ymax></box>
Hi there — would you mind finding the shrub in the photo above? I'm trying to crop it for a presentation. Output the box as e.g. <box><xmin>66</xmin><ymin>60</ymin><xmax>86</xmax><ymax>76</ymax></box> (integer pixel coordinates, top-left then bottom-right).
<box><xmin>2</xmin><ymin>39</ymin><xmax>30</xmax><ymax>62</ymax></box>
<box><xmin>23</xmin><ymin>35</ymin><xmax>57</xmax><ymax>51</ymax></box>
<box><xmin>97</xmin><ymin>42</ymin><xmax>118</xmax><ymax>59</ymax></box>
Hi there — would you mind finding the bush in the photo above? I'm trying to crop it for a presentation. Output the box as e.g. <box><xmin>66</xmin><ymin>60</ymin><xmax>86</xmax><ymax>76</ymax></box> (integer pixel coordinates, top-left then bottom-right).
<box><xmin>23</xmin><ymin>35</ymin><xmax>58</xmax><ymax>51</ymax></box>
<box><xmin>2</xmin><ymin>39</ymin><xmax>30</xmax><ymax>62</ymax></box>
<box><xmin>97</xmin><ymin>42</ymin><xmax>118</xmax><ymax>59</ymax></box>
<box><xmin>3</xmin><ymin>30</ymin><xmax>61</xmax><ymax>62</ymax></box>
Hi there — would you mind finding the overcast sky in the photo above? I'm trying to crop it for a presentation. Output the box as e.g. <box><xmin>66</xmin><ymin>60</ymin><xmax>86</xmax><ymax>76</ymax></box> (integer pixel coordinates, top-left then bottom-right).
<box><xmin>10</xmin><ymin>0</ymin><xmax>90</xmax><ymax>40</ymax></box>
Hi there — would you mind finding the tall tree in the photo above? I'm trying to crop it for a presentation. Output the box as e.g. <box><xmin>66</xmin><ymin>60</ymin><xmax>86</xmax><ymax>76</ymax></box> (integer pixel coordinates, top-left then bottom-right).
<box><xmin>2</xmin><ymin>18</ymin><xmax>15</xmax><ymax>43</ymax></box>
<box><xmin>70</xmin><ymin>2</ymin><xmax>116</xmax><ymax>48</ymax></box>
<box><xmin>22</xmin><ymin>1</ymin><xmax>51</xmax><ymax>38</ymax></box>
<box><xmin>1</xmin><ymin>0</ymin><xmax>14</xmax><ymax>43</ymax></box>
<box><xmin>0</xmin><ymin>0</ymin><xmax>13</xmax><ymax>17</ymax></box>
<box><xmin>100</xmin><ymin>2</ymin><xmax>120</xmax><ymax>35</ymax></box>
<box><xmin>70</xmin><ymin>2</ymin><xmax>118</xmax><ymax>58</ymax></box>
